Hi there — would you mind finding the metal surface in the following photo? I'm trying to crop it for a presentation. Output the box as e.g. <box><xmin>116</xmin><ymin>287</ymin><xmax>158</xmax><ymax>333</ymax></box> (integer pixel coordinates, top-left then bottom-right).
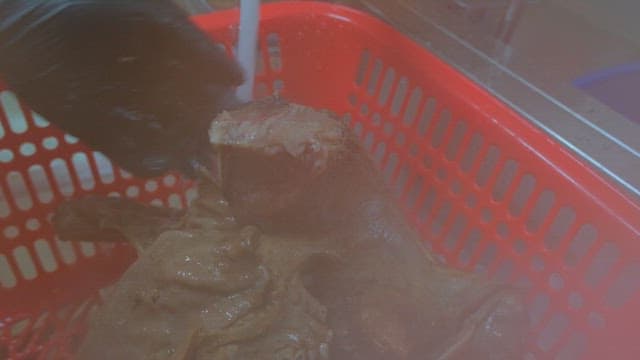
<box><xmin>355</xmin><ymin>0</ymin><xmax>640</xmax><ymax>202</ymax></box>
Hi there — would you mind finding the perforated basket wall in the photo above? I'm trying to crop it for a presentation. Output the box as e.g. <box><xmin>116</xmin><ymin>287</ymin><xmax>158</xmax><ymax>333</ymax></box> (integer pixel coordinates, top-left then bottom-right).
<box><xmin>2</xmin><ymin>2</ymin><xmax>640</xmax><ymax>359</ymax></box>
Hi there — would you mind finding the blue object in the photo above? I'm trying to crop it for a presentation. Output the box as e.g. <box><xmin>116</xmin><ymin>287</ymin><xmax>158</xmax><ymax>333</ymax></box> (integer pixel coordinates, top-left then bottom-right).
<box><xmin>574</xmin><ymin>62</ymin><xmax>640</xmax><ymax>125</ymax></box>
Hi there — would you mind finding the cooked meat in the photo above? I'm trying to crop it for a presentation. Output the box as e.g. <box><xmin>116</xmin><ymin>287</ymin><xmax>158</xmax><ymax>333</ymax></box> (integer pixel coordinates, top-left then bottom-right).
<box><xmin>54</xmin><ymin>98</ymin><xmax>529</xmax><ymax>359</ymax></box>
<box><xmin>210</xmin><ymin>99</ymin><xmax>529</xmax><ymax>359</ymax></box>
<box><xmin>57</xmin><ymin>187</ymin><xmax>337</xmax><ymax>360</ymax></box>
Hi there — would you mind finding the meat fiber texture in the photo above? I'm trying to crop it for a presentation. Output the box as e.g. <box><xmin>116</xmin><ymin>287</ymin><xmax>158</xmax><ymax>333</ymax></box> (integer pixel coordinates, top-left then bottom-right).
<box><xmin>54</xmin><ymin>98</ymin><xmax>529</xmax><ymax>360</ymax></box>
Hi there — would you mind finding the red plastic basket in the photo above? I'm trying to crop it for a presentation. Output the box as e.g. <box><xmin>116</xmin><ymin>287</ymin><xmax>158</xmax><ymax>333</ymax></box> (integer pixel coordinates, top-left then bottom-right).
<box><xmin>2</xmin><ymin>2</ymin><xmax>640</xmax><ymax>359</ymax></box>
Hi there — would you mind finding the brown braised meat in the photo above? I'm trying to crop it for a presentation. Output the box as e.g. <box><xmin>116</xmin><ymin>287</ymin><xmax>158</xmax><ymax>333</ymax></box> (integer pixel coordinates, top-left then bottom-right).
<box><xmin>209</xmin><ymin>99</ymin><xmax>529</xmax><ymax>360</ymax></box>
<box><xmin>54</xmin><ymin>183</ymin><xmax>337</xmax><ymax>360</ymax></box>
<box><xmin>54</xmin><ymin>99</ymin><xmax>529</xmax><ymax>360</ymax></box>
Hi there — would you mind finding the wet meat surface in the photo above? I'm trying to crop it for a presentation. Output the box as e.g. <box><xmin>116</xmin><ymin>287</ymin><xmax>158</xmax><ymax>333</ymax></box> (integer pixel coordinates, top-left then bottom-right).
<box><xmin>54</xmin><ymin>99</ymin><xmax>529</xmax><ymax>359</ymax></box>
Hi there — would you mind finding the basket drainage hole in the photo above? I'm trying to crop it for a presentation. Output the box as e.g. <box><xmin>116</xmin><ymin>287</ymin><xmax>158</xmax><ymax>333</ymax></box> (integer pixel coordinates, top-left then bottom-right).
<box><xmin>19</xmin><ymin>143</ymin><xmax>36</xmax><ymax>157</ymax></box>
<box><xmin>64</xmin><ymin>134</ymin><xmax>79</xmax><ymax>144</ymax></box>
<box><xmin>186</xmin><ymin>188</ymin><xmax>199</xmax><ymax>205</ymax></box>
<box><xmin>4</xmin><ymin>226</ymin><xmax>19</xmax><ymax>239</ymax></box>
<box><xmin>42</xmin><ymin>137</ymin><xmax>59</xmax><ymax>150</ymax></box>
<box><xmin>374</xmin><ymin>142</ymin><xmax>387</xmax><ymax>164</ymax></box>
<box><xmin>465</xmin><ymin>194</ymin><xmax>477</xmax><ymax>208</ymax></box>
<box><xmin>26</xmin><ymin>218</ymin><xmax>41</xmax><ymax>231</ymax></box>
<box><xmin>549</xmin><ymin>273</ymin><xmax>564</xmax><ymax>290</ymax></box>
<box><xmin>383</xmin><ymin>122</ymin><xmax>394</xmax><ymax>136</ymax></box>
<box><xmin>0</xmin><ymin>149</ymin><xmax>14</xmax><ymax>163</ymax></box>
<box><xmin>0</xmin><ymin>254</ymin><xmax>17</xmax><ymax>288</ymax></box>
<box><xmin>423</xmin><ymin>155</ymin><xmax>433</xmax><ymax>169</ymax></box>
<box><xmin>9</xmin><ymin>319</ymin><xmax>31</xmax><ymax>337</ymax></box>
<box><xmin>273</xmin><ymin>79</ymin><xmax>284</xmax><ymax>93</ymax></box>
<box><xmin>568</xmin><ymin>292</ymin><xmax>583</xmax><ymax>310</ymax></box>
<box><xmin>513</xmin><ymin>239</ymin><xmax>527</xmax><ymax>254</ymax></box>
<box><xmin>372</xmin><ymin>113</ymin><xmax>382</xmax><ymax>127</ymax></box>
<box><xmin>266</xmin><ymin>33</ymin><xmax>282</xmax><ymax>72</ymax></box>
<box><xmin>145</xmin><ymin>181</ymin><xmax>159</xmax><ymax>192</ymax></box>
<box><xmin>0</xmin><ymin>188</ymin><xmax>11</xmax><ymax>218</ymax></box>
<box><xmin>450</xmin><ymin>180</ymin><xmax>462</xmax><ymax>195</ymax></box>
<box><xmin>497</xmin><ymin>222</ymin><xmax>509</xmax><ymax>239</ymax></box>
<box><xmin>168</xmin><ymin>194</ymin><xmax>183</xmax><ymax>209</ymax></box>
<box><xmin>588</xmin><ymin>312</ymin><xmax>605</xmax><ymax>329</ymax></box>
<box><xmin>606</xmin><ymin>261</ymin><xmax>640</xmax><ymax>308</ymax></box>
<box><xmin>537</xmin><ymin>313</ymin><xmax>569</xmax><ymax>352</ymax></box>
<box><xmin>255</xmin><ymin>82</ymin><xmax>269</xmax><ymax>98</ymax></box>
<box><xmin>13</xmin><ymin>246</ymin><xmax>38</xmax><ymax>280</ymax></box>
<box><xmin>34</xmin><ymin>239</ymin><xmax>58</xmax><ymax>273</ymax></box>
<box><xmin>55</xmin><ymin>238</ymin><xmax>77</xmax><ymax>265</ymax></box>
<box><xmin>495</xmin><ymin>260</ymin><xmax>514</xmax><ymax>282</ymax></box>
<box><xmin>126</xmin><ymin>186</ymin><xmax>140</xmax><ymax>198</ymax></box>
<box><xmin>32</xmin><ymin>113</ymin><xmax>49</xmax><ymax>128</ymax></box>
<box><xmin>531</xmin><ymin>256</ymin><xmax>545</xmax><ymax>272</ymax></box>
<box><xmin>363</xmin><ymin>132</ymin><xmax>375</xmax><ymax>151</ymax></box>
<box><xmin>529</xmin><ymin>293</ymin><xmax>550</xmax><ymax>326</ymax></box>
<box><xmin>395</xmin><ymin>132</ymin><xmax>406</xmax><ymax>146</ymax></box>
<box><xmin>355</xmin><ymin>50</ymin><xmax>370</xmax><ymax>85</ymax></box>
<box><xmin>151</xmin><ymin>199</ymin><xmax>163</xmax><ymax>207</ymax></box>
<box><xmin>409</xmin><ymin>143</ymin><xmax>419</xmax><ymax>156</ymax></box>
<box><xmin>403</xmin><ymin>87</ymin><xmax>422</xmax><ymax>127</ymax></box>
<box><xmin>556</xmin><ymin>332</ymin><xmax>587</xmax><ymax>360</ymax></box>
<box><xmin>585</xmin><ymin>242</ymin><xmax>619</xmax><ymax>287</ymax></box>
<box><xmin>564</xmin><ymin>224</ymin><xmax>597</xmax><ymax>267</ymax></box>
<box><xmin>353</xmin><ymin>122</ymin><xmax>363</xmax><ymax>137</ymax></box>
<box><xmin>163</xmin><ymin>175</ymin><xmax>177</xmax><ymax>187</ymax></box>
<box><xmin>377</xmin><ymin>67</ymin><xmax>396</xmax><ymax>106</ymax></box>
<box><xmin>480</xmin><ymin>208</ymin><xmax>492</xmax><ymax>223</ymax></box>
<box><xmin>348</xmin><ymin>94</ymin><xmax>357</xmax><ymax>106</ymax></box>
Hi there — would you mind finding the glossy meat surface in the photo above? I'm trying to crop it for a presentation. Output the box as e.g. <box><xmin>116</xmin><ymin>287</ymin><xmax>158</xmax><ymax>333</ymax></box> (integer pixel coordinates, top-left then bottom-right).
<box><xmin>54</xmin><ymin>99</ymin><xmax>529</xmax><ymax>359</ymax></box>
